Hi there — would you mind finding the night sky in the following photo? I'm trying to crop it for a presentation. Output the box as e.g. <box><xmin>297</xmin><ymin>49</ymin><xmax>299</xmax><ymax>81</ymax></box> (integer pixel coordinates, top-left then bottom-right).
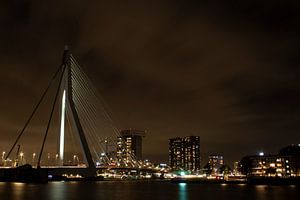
<box><xmin>0</xmin><ymin>0</ymin><xmax>300</xmax><ymax>165</ymax></box>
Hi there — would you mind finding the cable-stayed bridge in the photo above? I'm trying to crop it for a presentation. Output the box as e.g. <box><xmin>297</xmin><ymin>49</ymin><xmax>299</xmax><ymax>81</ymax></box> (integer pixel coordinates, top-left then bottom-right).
<box><xmin>0</xmin><ymin>47</ymin><xmax>147</xmax><ymax>179</ymax></box>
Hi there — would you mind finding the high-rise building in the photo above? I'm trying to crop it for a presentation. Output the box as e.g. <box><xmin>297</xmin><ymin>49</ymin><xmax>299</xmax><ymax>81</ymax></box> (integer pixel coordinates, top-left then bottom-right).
<box><xmin>117</xmin><ymin>130</ymin><xmax>145</xmax><ymax>161</ymax></box>
<box><xmin>183</xmin><ymin>136</ymin><xmax>201</xmax><ymax>171</ymax></box>
<box><xmin>208</xmin><ymin>155</ymin><xmax>224</xmax><ymax>174</ymax></box>
<box><xmin>169</xmin><ymin>136</ymin><xmax>200</xmax><ymax>171</ymax></box>
<box><xmin>169</xmin><ymin>138</ymin><xmax>184</xmax><ymax>170</ymax></box>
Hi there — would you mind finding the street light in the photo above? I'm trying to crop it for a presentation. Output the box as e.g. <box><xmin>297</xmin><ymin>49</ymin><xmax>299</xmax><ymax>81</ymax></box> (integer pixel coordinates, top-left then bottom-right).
<box><xmin>1</xmin><ymin>151</ymin><xmax>5</xmax><ymax>162</ymax></box>
<box><xmin>55</xmin><ymin>154</ymin><xmax>59</xmax><ymax>165</ymax></box>
<box><xmin>47</xmin><ymin>153</ymin><xmax>51</xmax><ymax>165</ymax></box>
<box><xmin>32</xmin><ymin>153</ymin><xmax>36</xmax><ymax>165</ymax></box>
<box><xmin>20</xmin><ymin>152</ymin><xmax>24</xmax><ymax>165</ymax></box>
<box><xmin>73</xmin><ymin>155</ymin><xmax>77</xmax><ymax>165</ymax></box>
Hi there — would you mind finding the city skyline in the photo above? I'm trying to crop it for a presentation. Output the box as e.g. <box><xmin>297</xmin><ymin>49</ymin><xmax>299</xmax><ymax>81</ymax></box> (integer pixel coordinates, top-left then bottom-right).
<box><xmin>1</xmin><ymin>1</ymin><xmax>300</xmax><ymax>165</ymax></box>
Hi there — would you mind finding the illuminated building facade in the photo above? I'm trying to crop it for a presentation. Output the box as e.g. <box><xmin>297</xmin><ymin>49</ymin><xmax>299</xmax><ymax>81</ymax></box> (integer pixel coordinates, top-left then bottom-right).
<box><xmin>117</xmin><ymin>130</ymin><xmax>145</xmax><ymax>162</ymax></box>
<box><xmin>249</xmin><ymin>156</ymin><xmax>298</xmax><ymax>177</ymax></box>
<box><xmin>169</xmin><ymin>137</ymin><xmax>184</xmax><ymax>170</ymax></box>
<box><xmin>183</xmin><ymin>136</ymin><xmax>200</xmax><ymax>171</ymax></box>
<box><xmin>208</xmin><ymin>155</ymin><xmax>224</xmax><ymax>174</ymax></box>
<box><xmin>169</xmin><ymin>136</ymin><xmax>200</xmax><ymax>171</ymax></box>
<box><xmin>239</xmin><ymin>144</ymin><xmax>300</xmax><ymax>177</ymax></box>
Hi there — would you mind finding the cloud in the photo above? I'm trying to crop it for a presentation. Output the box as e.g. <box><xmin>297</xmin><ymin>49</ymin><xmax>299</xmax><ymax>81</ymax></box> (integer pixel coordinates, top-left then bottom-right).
<box><xmin>0</xmin><ymin>0</ymin><xmax>299</xmax><ymax>163</ymax></box>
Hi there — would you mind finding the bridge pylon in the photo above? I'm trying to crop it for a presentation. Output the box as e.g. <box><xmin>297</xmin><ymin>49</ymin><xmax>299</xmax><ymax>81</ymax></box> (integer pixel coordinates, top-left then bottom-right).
<box><xmin>59</xmin><ymin>47</ymin><xmax>96</xmax><ymax>175</ymax></box>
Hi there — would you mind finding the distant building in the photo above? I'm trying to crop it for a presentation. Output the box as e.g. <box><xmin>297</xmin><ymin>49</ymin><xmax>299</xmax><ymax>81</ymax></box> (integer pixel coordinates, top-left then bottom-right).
<box><xmin>208</xmin><ymin>155</ymin><xmax>224</xmax><ymax>174</ymax></box>
<box><xmin>183</xmin><ymin>136</ymin><xmax>200</xmax><ymax>171</ymax></box>
<box><xmin>239</xmin><ymin>144</ymin><xmax>300</xmax><ymax>177</ymax></box>
<box><xmin>169</xmin><ymin>137</ymin><xmax>184</xmax><ymax>170</ymax></box>
<box><xmin>169</xmin><ymin>136</ymin><xmax>200</xmax><ymax>171</ymax></box>
<box><xmin>117</xmin><ymin>130</ymin><xmax>145</xmax><ymax>162</ymax></box>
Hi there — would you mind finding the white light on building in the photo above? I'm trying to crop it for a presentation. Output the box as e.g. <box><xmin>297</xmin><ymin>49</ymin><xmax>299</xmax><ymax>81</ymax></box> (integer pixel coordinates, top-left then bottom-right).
<box><xmin>259</xmin><ymin>152</ymin><xmax>264</xmax><ymax>156</ymax></box>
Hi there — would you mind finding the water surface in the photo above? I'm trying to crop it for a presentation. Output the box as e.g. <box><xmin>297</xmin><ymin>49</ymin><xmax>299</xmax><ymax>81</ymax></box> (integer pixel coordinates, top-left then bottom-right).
<box><xmin>0</xmin><ymin>181</ymin><xmax>298</xmax><ymax>200</ymax></box>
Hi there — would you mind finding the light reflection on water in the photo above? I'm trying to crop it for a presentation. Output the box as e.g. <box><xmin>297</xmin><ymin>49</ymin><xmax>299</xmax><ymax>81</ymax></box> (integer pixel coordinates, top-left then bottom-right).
<box><xmin>0</xmin><ymin>181</ymin><xmax>298</xmax><ymax>200</ymax></box>
<box><xmin>12</xmin><ymin>183</ymin><xmax>25</xmax><ymax>200</ymax></box>
<box><xmin>178</xmin><ymin>183</ymin><xmax>187</xmax><ymax>200</ymax></box>
<box><xmin>46</xmin><ymin>182</ymin><xmax>67</xmax><ymax>200</ymax></box>
<box><xmin>254</xmin><ymin>185</ymin><xmax>269</xmax><ymax>199</ymax></box>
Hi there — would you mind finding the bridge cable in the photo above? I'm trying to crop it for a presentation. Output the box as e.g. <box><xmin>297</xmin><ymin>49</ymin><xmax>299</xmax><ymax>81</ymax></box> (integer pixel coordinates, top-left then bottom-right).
<box><xmin>37</xmin><ymin>63</ymin><xmax>68</xmax><ymax>167</ymax></box>
<box><xmin>70</xmin><ymin>56</ymin><xmax>140</xmax><ymax>167</ymax></box>
<box><xmin>72</xmin><ymin>57</ymin><xmax>139</xmax><ymax>167</ymax></box>
<box><xmin>70</xmin><ymin>59</ymin><xmax>116</xmax><ymax>162</ymax></box>
<box><xmin>71</xmin><ymin>64</ymin><xmax>118</xmax><ymax>164</ymax></box>
<box><xmin>5</xmin><ymin>65</ymin><xmax>64</xmax><ymax>160</ymax></box>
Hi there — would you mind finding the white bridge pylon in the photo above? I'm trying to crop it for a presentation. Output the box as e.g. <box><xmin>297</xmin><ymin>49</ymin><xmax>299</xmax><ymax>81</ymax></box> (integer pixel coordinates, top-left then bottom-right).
<box><xmin>58</xmin><ymin>48</ymin><xmax>96</xmax><ymax>169</ymax></box>
<box><xmin>57</xmin><ymin>48</ymin><xmax>126</xmax><ymax>169</ymax></box>
<box><xmin>59</xmin><ymin>89</ymin><xmax>66</xmax><ymax>165</ymax></box>
<box><xmin>58</xmin><ymin>48</ymin><xmax>140</xmax><ymax>169</ymax></box>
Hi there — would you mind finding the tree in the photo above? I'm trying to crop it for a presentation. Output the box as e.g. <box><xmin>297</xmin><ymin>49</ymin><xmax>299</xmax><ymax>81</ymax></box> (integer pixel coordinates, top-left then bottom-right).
<box><xmin>219</xmin><ymin>164</ymin><xmax>231</xmax><ymax>175</ymax></box>
<box><xmin>203</xmin><ymin>163</ymin><xmax>212</xmax><ymax>175</ymax></box>
<box><xmin>239</xmin><ymin>156</ymin><xmax>253</xmax><ymax>175</ymax></box>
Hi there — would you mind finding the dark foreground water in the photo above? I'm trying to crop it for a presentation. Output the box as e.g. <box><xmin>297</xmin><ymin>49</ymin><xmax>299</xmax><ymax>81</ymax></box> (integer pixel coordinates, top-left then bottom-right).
<box><xmin>0</xmin><ymin>181</ymin><xmax>299</xmax><ymax>200</ymax></box>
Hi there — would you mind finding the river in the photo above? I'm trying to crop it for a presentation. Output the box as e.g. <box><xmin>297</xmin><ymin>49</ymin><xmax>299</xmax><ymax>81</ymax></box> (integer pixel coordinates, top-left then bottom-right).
<box><xmin>0</xmin><ymin>181</ymin><xmax>299</xmax><ymax>200</ymax></box>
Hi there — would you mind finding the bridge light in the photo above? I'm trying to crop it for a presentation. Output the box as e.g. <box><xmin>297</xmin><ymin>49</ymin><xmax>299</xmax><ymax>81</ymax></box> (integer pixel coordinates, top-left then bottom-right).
<box><xmin>1</xmin><ymin>151</ymin><xmax>5</xmax><ymax>161</ymax></box>
<box><xmin>32</xmin><ymin>153</ymin><xmax>36</xmax><ymax>164</ymax></box>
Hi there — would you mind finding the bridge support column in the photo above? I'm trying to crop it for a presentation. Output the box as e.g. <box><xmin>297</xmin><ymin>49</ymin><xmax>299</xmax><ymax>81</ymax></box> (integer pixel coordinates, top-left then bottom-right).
<box><xmin>59</xmin><ymin>89</ymin><xmax>66</xmax><ymax>165</ymax></box>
